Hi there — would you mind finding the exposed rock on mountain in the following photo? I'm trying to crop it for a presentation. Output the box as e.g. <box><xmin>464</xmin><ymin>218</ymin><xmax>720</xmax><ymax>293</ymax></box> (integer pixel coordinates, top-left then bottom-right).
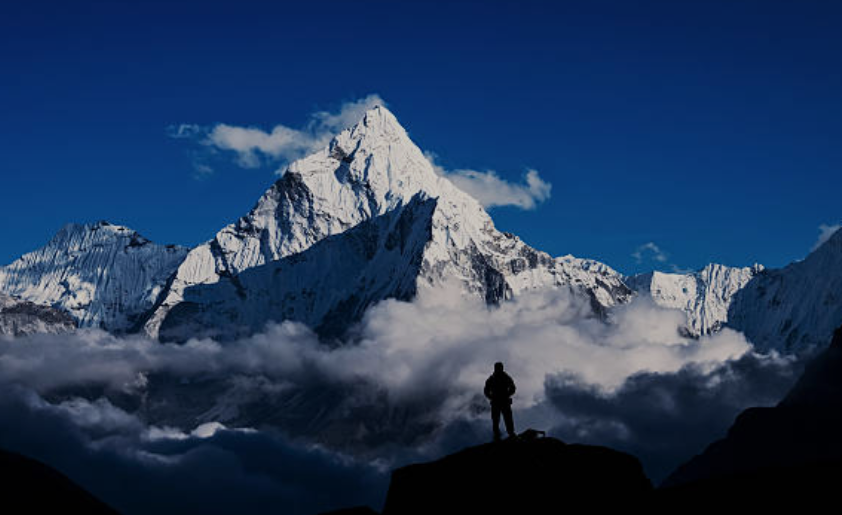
<box><xmin>0</xmin><ymin>293</ymin><xmax>76</xmax><ymax>336</ymax></box>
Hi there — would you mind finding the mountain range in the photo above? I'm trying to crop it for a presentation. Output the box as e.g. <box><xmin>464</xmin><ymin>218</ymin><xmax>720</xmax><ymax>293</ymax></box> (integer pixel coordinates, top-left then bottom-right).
<box><xmin>1</xmin><ymin>106</ymin><xmax>840</xmax><ymax>353</ymax></box>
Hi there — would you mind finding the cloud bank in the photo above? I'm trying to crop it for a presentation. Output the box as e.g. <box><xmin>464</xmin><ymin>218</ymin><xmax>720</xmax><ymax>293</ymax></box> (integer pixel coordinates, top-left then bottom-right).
<box><xmin>0</xmin><ymin>285</ymin><xmax>803</xmax><ymax>510</ymax></box>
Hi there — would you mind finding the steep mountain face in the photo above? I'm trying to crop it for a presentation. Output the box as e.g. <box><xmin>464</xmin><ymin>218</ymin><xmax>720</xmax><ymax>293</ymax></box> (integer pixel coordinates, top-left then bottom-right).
<box><xmin>145</xmin><ymin>106</ymin><xmax>631</xmax><ymax>340</ymax></box>
<box><xmin>0</xmin><ymin>293</ymin><xmax>76</xmax><ymax>336</ymax></box>
<box><xmin>727</xmin><ymin>228</ymin><xmax>842</xmax><ymax>353</ymax></box>
<box><xmin>158</xmin><ymin>195</ymin><xmax>437</xmax><ymax>341</ymax></box>
<box><xmin>0</xmin><ymin>222</ymin><xmax>189</xmax><ymax>332</ymax></box>
<box><xmin>627</xmin><ymin>264</ymin><xmax>763</xmax><ymax>337</ymax></box>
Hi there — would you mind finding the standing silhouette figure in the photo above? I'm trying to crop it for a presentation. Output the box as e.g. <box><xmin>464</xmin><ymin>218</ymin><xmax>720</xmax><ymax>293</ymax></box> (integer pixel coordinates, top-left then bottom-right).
<box><xmin>484</xmin><ymin>362</ymin><xmax>516</xmax><ymax>441</ymax></box>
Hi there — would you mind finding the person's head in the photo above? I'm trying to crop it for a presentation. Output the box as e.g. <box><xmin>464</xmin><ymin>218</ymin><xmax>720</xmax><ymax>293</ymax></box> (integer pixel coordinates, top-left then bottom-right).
<box><xmin>494</xmin><ymin>362</ymin><xmax>504</xmax><ymax>373</ymax></box>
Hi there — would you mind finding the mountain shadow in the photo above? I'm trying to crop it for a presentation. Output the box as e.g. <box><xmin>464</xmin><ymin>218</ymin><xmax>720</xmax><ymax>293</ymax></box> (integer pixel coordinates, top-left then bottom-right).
<box><xmin>159</xmin><ymin>195</ymin><xmax>437</xmax><ymax>342</ymax></box>
<box><xmin>0</xmin><ymin>447</ymin><xmax>119</xmax><ymax>514</ymax></box>
<box><xmin>659</xmin><ymin>325</ymin><xmax>842</xmax><ymax>508</ymax></box>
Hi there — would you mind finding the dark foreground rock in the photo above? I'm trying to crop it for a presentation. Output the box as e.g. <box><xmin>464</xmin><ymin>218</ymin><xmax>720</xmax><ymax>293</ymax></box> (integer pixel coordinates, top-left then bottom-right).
<box><xmin>659</xmin><ymin>325</ymin><xmax>842</xmax><ymax>508</ymax></box>
<box><xmin>0</xmin><ymin>448</ymin><xmax>119</xmax><ymax>514</ymax></box>
<box><xmin>382</xmin><ymin>436</ymin><xmax>652</xmax><ymax>515</ymax></box>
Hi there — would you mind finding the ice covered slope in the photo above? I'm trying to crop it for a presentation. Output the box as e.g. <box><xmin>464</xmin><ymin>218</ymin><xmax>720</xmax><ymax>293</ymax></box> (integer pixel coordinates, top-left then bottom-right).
<box><xmin>626</xmin><ymin>264</ymin><xmax>763</xmax><ymax>337</ymax></box>
<box><xmin>0</xmin><ymin>222</ymin><xmax>189</xmax><ymax>332</ymax></box>
<box><xmin>727</xmin><ymin>227</ymin><xmax>842</xmax><ymax>353</ymax></box>
<box><xmin>0</xmin><ymin>293</ymin><xmax>76</xmax><ymax>336</ymax></box>
<box><xmin>146</xmin><ymin>105</ymin><xmax>631</xmax><ymax>339</ymax></box>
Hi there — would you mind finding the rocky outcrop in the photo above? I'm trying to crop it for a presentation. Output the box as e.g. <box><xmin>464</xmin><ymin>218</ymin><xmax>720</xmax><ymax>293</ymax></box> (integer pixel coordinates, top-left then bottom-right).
<box><xmin>0</xmin><ymin>293</ymin><xmax>76</xmax><ymax>336</ymax></box>
<box><xmin>382</xmin><ymin>436</ymin><xmax>652</xmax><ymax>515</ymax></box>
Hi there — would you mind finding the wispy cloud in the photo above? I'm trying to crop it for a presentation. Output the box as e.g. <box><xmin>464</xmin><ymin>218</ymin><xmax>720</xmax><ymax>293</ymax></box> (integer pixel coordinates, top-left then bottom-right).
<box><xmin>812</xmin><ymin>223</ymin><xmax>841</xmax><ymax>252</ymax></box>
<box><xmin>425</xmin><ymin>151</ymin><xmax>552</xmax><ymax>210</ymax></box>
<box><xmin>168</xmin><ymin>94</ymin><xmax>385</xmax><ymax>176</ymax></box>
<box><xmin>632</xmin><ymin>242</ymin><xmax>668</xmax><ymax>264</ymax></box>
<box><xmin>632</xmin><ymin>242</ymin><xmax>691</xmax><ymax>274</ymax></box>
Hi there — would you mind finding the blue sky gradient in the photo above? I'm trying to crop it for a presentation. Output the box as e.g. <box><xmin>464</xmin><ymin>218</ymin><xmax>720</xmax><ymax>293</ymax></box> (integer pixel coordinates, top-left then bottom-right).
<box><xmin>1</xmin><ymin>0</ymin><xmax>840</xmax><ymax>274</ymax></box>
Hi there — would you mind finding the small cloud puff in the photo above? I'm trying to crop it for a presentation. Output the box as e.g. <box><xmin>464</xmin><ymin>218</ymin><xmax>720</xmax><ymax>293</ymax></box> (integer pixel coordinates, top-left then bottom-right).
<box><xmin>812</xmin><ymin>223</ymin><xmax>841</xmax><ymax>252</ymax></box>
<box><xmin>425</xmin><ymin>151</ymin><xmax>552</xmax><ymax>210</ymax></box>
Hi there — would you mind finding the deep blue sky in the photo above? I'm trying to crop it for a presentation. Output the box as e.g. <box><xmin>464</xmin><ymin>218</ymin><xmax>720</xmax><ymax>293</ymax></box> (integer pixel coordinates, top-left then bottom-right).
<box><xmin>1</xmin><ymin>0</ymin><xmax>840</xmax><ymax>274</ymax></box>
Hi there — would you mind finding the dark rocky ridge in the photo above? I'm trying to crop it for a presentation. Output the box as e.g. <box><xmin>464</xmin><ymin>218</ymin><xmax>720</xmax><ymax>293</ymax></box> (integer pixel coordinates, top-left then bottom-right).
<box><xmin>382</xmin><ymin>436</ymin><xmax>652</xmax><ymax>515</ymax></box>
<box><xmin>0</xmin><ymin>447</ymin><xmax>119</xmax><ymax>514</ymax></box>
<box><xmin>659</xmin><ymin>325</ymin><xmax>842</xmax><ymax>508</ymax></box>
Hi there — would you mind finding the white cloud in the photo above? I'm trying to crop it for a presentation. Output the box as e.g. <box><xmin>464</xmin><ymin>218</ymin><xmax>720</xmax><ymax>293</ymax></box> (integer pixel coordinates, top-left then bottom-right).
<box><xmin>425</xmin><ymin>151</ymin><xmax>552</xmax><ymax>210</ymax></box>
<box><xmin>168</xmin><ymin>94</ymin><xmax>385</xmax><ymax>176</ymax></box>
<box><xmin>812</xmin><ymin>223</ymin><xmax>841</xmax><ymax>252</ymax></box>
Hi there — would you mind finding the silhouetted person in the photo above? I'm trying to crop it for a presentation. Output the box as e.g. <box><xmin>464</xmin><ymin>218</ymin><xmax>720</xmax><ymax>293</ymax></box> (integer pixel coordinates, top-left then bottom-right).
<box><xmin>484</xmin><ymin>362</ymin><xmax>516</xmax><ymax>441</ymax></box>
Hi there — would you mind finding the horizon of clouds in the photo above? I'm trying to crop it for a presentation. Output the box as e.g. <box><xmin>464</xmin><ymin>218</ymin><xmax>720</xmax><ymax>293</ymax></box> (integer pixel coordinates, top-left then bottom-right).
<box><xmin>812</xmin><ymin>223</ymin><xmax>841</xmax><ymax>252</ymax></box>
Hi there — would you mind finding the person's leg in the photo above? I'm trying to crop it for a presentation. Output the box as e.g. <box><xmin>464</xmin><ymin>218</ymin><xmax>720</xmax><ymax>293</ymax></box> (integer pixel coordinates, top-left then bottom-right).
<box><xmin>502</xmin><ymin>404</ymin><xmax>515</xmax><ymax>437</ymax></box>
<box><xmin>491</xmin><ymin>404</ymin><xmax>502</xmax><ymax>441</ymax></box>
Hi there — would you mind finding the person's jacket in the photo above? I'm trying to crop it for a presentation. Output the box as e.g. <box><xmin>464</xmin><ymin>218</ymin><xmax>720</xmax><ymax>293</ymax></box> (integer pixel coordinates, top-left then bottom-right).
<box><xmin>484</xmin><ymin>371</ymin><xmax>516</xmax><ymax>405</ymax></box>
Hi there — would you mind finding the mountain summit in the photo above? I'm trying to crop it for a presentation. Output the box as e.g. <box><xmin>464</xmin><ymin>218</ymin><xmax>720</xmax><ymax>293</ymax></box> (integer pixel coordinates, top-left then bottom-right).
<box><xmin>143</xmin><ymin>105</ymin><xmax>631</xmax><ymax>340</ymax></box>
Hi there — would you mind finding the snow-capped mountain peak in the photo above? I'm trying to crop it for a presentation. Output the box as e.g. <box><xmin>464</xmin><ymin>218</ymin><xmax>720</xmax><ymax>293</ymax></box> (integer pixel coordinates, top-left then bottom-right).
<box><xmin>144</xmin><ymin>106</ymin><xmax>630</xmax><ymax>340</ymax></box>
<box><xmin>0</xmin><ymin>221</ymin><xmax>188</xmax><ymax>331</ymax></box>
